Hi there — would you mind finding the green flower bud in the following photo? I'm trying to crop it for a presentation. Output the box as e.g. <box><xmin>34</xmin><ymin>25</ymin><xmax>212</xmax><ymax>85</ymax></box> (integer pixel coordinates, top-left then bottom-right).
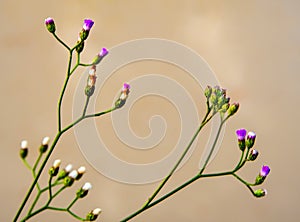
<box><xmin>254</xmin><ymin>189</ymin><xmax>267</xmax><ymax>198</ymax></box>
<box><xmin>76</xmin><ymin>182</ymin><xmax>92</xmax><ymax>198</ymax></box>
<box><xmin>227</xmin><ymin>103</ymin><xmax>239</xmax><ymax>117</ymax></box>
<box><xmin>248</xmin><ymin>149</ymin><xmax>259</xmax><ymax>161</ymax></box>
<box><xmin>76</xmin><ymin>39</ymin><xmax>85</xmax><ymax>53</ymax></box>
<box><xmin>204</xmin><ymin>86</ymin><xmax>212</xmax><ymax>99</ymax></box>
<box><xmin>49</xmin><ymin>159</ymin><xmax>61</xmax><ymax>177</ymax></box>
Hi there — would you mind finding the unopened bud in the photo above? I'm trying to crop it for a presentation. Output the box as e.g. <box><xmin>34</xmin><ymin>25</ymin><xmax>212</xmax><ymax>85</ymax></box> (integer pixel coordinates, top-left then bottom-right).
<box><xmin>45</xmin><ymin>17</ymin><xmax>56</xmax><ymax>33</ymax></box>
<box><xmin>115</xmin><ymin>83</ymin><xmax>130</xmax><ymax>109</ymax></box>
<box><xmin>76</xmin><ymin>166</ymin><xmax>86</xmax><ymax>180</ymax></box>
<box><xmin>248</xmin><ymin>149</ymin><xmax>259</xmax><ymax>161</ymax></box>
<box><xmin>57</xmin><ymin>164</ymin><xmax>73</xmax><ymax>180</ymax></box>
<box><xmin>86</xmin><ymin>208</ymin><xmax>102</xmax><ymax>221</ymax></box>
<box><xmin>76</xmin><ymin>182</ymin><xmax>92</xmax><ymax>198</ymax></box>
<box><xmin>255</xmin><ymin>165</ymin><xmax>270</xmax><ymax>185</ymax></box>
<box><xmin>64</xmin><ymin>170</ymin><xmax>78</xmax><ymax>187</ymax></box>
<box><xmin>254</xmin><ymin>189</ymin><xmax>267</xmax><ymax>198</ymax></box>
<box><xmin>246</xmin><ymin>132</ymin><xmax>256</xmax><ymax>149</ymax></box>
<box><xmin>204</xmin><ymin>86</ymin><xmax>212</xmax><ymax>99</ymax></box>
<box><xmin>49</xmin><ymin>159</ymin><xmax>61</xmax><ymax>176</ymax></box>
<box><xmin>79</xmin><ymin>19</ymin><xmax>94</xmax><ymax>41</ymax></box>
<box><xmin>92</xmin><ymin>48</ymin><xmax>109</xmax><ymax>65</ymax></box>
<box><xmin>227</xmin><ymin>103</ymin><xmax>239</xmax><ymax>117</ymax></box>
<box><xmin>20</xmin><ymin>140</ymin><xmax>28</xmax><ymax>159</ymax></box>
<box><xmin>76</xmin><ymin>37</ymin><xmax>85</xmax><ymax>53</ymax></box>
<box><xmin>39</xmin><ymin>137</ymin><xmax>50</xmax><ymax>153</ymax></box>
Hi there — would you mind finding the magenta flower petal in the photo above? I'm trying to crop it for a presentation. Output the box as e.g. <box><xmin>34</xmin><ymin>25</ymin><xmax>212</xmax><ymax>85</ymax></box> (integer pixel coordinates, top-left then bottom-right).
<box><xmin>123</xmin><ymin>83</ymin><xmax>130</xmax><ymax>91</ymax></box>
<box><xmin>99</xmin><ymin>48</ymin><xmax>109</xmax><ymax>57</ymax></box>
<box><xmin>236</xmin><ymin>128</ymin><xmax>247</xmax><ymax>140</ymax></box>
<box><xmin>45</xmin><ymin>17</ymin><xmax>54</xmax><ymax>25</ymax></box>
<box><xmin>83</xmin><ymin>19</ymin><xmax>94</xmax><ymax>31</ymax></box>
<box><xmin>260</xmin><ymin>165</ymin><xmax>270</xmax><ymax>177</ymax></box>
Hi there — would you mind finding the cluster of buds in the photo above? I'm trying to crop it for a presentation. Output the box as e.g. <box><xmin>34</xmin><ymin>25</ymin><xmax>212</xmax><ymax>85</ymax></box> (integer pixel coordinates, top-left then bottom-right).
<box><xmin>235</xmin><ymin>129</ymin><xmax>270</xmax><ymax>196</ymax></box>
<box><xmin>204</xmin><ymin>86</ymin><xmax>239</xmax><ymax>117</ymax></box>
<box><xmin>55</xmin><ymin>163</ymin><xmax>86</xmax><ymax>184</ymax></box>
<box><xmin>19</xmin><ymin>137</ymin><xmax>50</xmax><ymax>159</ymax></box>
<box><xmin>86</xmin><ymin>208</ymin><xmax>102</xmax><ymax>221</ymax></box>
<box><xmin>115</xmin><ymin>83</ymin><xmax>130</xmax><ymax>109</ymax></box>
<box><xmin>235</xmin><ymin>128</ymin><xmax>256</xmax><ymax>151</ymax></box>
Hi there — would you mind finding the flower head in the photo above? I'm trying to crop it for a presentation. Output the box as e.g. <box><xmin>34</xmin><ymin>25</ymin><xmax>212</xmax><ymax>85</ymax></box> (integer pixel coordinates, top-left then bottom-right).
<box><xmin>83</xmin><ymin>19</ymin><xmax>94</xmax><ymax>31</ymax></box>
<box><xmin>92</xmin><ymin>48</ymin><xmax>109</xmax><ymax>65</ymax></box>
<box><xmin>45</xmin><ymin>17</ymin><xmax>56</xmax><ymax>33</ymax></box>
<box><xmin>236</xmin><ymin>128</ymin><xmax>247</xmax><ymax>141</ymax></box>
<box><xmin>246</xmin><ymin>131</ymin><xmax>256</xmax><ymax>148</ymax></box>
<box><xmin>260</xmin><ymin>165</ymin><xmax>271</xmax><ymax>177</ymax></box>
<box><xmin>86</xmin><ymin>208</ymin><xmax>102</xmax><ymax>221</ymax></box>
<box><xmin>248</xmin><ymin>149</ymin><xmax>259</xmax><ymax>161</ymax></box>
<box><xmin>99</xmin><ymin>48</ymin><xmax>109</xmax><ymax>57</ymax></box>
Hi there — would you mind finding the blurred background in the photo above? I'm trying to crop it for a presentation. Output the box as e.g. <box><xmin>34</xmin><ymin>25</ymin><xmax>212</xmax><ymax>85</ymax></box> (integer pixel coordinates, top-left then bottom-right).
<box><xmin>1</xmin><ymin>0</ymin><xmax>299</xmax><ymax>221</ymax></box>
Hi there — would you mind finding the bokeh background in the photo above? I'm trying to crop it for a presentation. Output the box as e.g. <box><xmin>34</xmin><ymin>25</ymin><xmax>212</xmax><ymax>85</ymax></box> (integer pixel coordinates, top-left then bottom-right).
<box><xmin>1</xmin><ymin>0</ymin><xmax>299</xmax><ymax>221</ymax></box>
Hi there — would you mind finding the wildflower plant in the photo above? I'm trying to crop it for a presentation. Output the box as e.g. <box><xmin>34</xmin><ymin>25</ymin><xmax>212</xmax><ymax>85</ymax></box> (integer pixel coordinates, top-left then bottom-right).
<box><xmin>13</xmin><ymin>18</ymin><xmax>271</xmax><ymax>221</ymax></box>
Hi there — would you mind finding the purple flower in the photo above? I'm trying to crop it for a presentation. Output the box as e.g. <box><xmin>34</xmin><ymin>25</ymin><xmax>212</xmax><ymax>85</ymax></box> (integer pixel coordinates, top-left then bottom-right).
<box><xmin>260</xmin><ymin>165</ymin><xmax>270</xmax><ymax>177</ymax></box>
<box><xmin>45</xmin><ymin>17</ymin><xmax>54</xmax><ymax>25</ymax></box>
<box><xmin>99</xmin><ymin>48</ymin><xmax>109</xmax><ymax>57</ymax></box>
<box><xmin>83</xmin><ymin>19</ymin><xmax>94</xmax><ymax>31</ymax></box>
<box><xmin>236</xmin><ymin>128</ymin><xmax>247</xmax><ymax>141</ymax></box>
<box><xmin>122</xmin><ymin>83</ymin><xmax>130</xmax><ymax>91</ymax></box>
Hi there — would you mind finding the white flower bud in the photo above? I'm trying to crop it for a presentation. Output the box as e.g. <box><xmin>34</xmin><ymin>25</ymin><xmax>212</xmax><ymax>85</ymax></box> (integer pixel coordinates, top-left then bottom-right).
<box><xmin>82</xmin><ymin>182</ymin><xmax>92</xmax><ymax>191</ymax></box>
<box><xmin>21</xmin><ymin>140</ymin><xmax>28</xmax><ymax>149</ymax></box>
<box><xmin>64</xmin><ymin>164</ymin><xmax>73</xmax><ymax>173</ymax></box>
<box><xmin>78</xmin><ymin>166</ymin><xmax>86</xmax><ymax>174</ymax></box>
<box><xmin>68</xmin><ymin>170</ymin><xmax>78</xmax><ymax>179</ymax></box>
<box><xmin>92</xmin><ymin>208</ymin><xmax>102</xmax><ymax>216</ymax></box>
<box><xmin>42</xmin><ymin>137</ymin><xmax>50</xmax><ymax>146</ymax></box>
<box><xmin>53</xmin><ymin>159</ymin><xmax>61</xmax><ymax>168</ymax></box>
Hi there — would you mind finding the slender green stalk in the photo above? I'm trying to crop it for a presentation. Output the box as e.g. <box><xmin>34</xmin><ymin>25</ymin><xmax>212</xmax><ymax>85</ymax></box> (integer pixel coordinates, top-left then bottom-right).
<box><xmin>120</xmin><ymin>150</ymin><xmax>253</xmax><ymax>222</ymax></box>
<box><xmin>142</xmin><ymin>104</ymin><xmax>213</xmax><ymax>208</ymax></box>
<box><xmin>52</xmin><ymin>33</ymin><xmax>70</xmax><ymax>51</ymax></box>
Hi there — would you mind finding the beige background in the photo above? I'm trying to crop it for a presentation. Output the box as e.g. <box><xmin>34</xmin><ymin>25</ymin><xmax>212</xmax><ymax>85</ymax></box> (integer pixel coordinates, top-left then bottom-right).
<box><xmin>1</xmin><ymin>0</ymin><xmax>299</xmax><ymax>221</ymax></box>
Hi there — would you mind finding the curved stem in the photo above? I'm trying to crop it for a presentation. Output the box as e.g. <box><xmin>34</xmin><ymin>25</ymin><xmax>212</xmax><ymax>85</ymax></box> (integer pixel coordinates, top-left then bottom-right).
<box><xmin>52</xmin><ymin>33</ymin><xmax>70</xmax><ymax>51</ymax></box>
<box><xmin>143</xmin><ymin>105</ymin><xmax>212</xmax><ymax>208</ymax></box>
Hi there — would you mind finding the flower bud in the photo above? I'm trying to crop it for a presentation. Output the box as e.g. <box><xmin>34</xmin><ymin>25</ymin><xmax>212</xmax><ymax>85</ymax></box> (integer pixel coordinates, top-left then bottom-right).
<box><xmin>246</xmin><ymin>131</ymin><xmax>256</xmax><ymax>149</ymax></box>
<box><xmin>76</xmin><ymin>166</ymin><xmax>86</xmax><ymax>180</ymax></box>
<box><xmin>255</xmin><ymin>165</ymin><xmax>270</xmax><ymax>185</ymax></box>
<box><xmin>236</xmin><ymin>128</ymin><xmax>247</xmax><ymax>151</ymax></box>
<box><xmin>45</xmin><ymin>17</ymin><xmax>56</xmax><ymax>33</ymax></box>
<box><xmin>79</xmin><ymin>19</ymin><xmax>94</xmax><ymax>41</ymax></box>
<box><xmin>64</xmin><ymin>170</ymin><xmax>78</xmax><ymax>187</ymax></box>
<box><xmin>39</xmin><ymin>137</ymin><xmax>50</xmax><ymax>153</ymax></box>
<box><xmin>76</xmin><ymin>37</ymin><xmax>85</xmax><ymax>53</ymax></box>
<box><xmin>227</xmin><ymin>103</ymin><xmax>239</xmax><ymax>117</ymax></box>
<box><xmin>85</xmin><ymin>65</ymin><xmax>97</xmax><ymax>97</ymax></box>
<box><xmin>254</xmin><ymin>189</ymin><xmax>267</xmax><ymax>198</ymax></box>
<box><xmin>57</xmin><ymin>164</ymin><xmax>73</xmax><ymax>180</ymax></box>
<box><xmin>49</xmin><ymin>159</ymin><xmax>61</xmax><ymax>176</ymax></box>
<box><xmin>20</xmin><ymin>140</ymin><xmax>28</xmax><ymax>159</ymax></box>
<box><xmin>115</xmin><ymin>83</ymin><xmax>130</xmax><ymax>109</ymax></box>
<box><xmin>76</xmin><ymin>182</ymin><xmax>92</xmax><ymax>198</ymax></box>
<box><xmin>86</xmin><ymin>208</ymin><xmax>102</xmax><ymax>221</ymax></box>
<box><xmin>248</xmin><ymin>149</ymin><xmax>259</xmax><ymax>161</ymax></box>
<box><xmin>92</xmin><ymin>48</ymin><xmax>109</xmax><ymax>65</ymax></box>
<box><xmin>204</xmin><ymin>86</ymin><xmax>212</xmax><ymax>99</ymax></box>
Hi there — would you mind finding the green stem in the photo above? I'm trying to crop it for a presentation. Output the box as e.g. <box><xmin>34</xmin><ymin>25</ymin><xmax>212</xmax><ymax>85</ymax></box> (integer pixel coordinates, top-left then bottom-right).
<box><xmin>52</xmin><ymin>33</ymin><xmax>70</xmax><ymax>51</ymax></box>
<box><xmin>82</xmin><ymin>96</ymin><xmax>90</xmax><ymax>117</ymax></box>
<box><xmin>14</xmin><ymin>132</ymin><xmax>62</xmax><ymax>222</ymax></box>
<box><xmin>142</xmin><ymin>105</ymin><xmax>212</xmax><ymax>208</ymax></box>
<box><xmin>67</xmin><ymin>197</ymin><xmax>79</xmax><ymax>210</ymax></box>
<box><xmin>22</xmin><ymin>159</ymin><xmax>32</xmax><ymax>171</ymax></box>
<box><xmin>199</xmin><ymin>115</ymin><xmax>225</xmax><ymax>174</ymax></box>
